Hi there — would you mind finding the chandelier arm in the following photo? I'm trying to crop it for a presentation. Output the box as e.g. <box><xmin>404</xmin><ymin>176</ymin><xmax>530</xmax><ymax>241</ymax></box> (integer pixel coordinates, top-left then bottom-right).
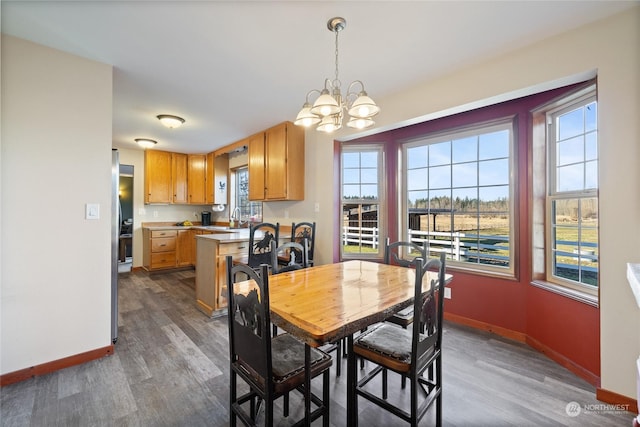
<box><xmin>305</xmin><ymin>89</ymin><xmax>322</xmax><ymax>104</ymax></box>
<box><xmin>346</xmin><ymin>80</ymin><xmax>366</xmax><ymax>97</ymax></box>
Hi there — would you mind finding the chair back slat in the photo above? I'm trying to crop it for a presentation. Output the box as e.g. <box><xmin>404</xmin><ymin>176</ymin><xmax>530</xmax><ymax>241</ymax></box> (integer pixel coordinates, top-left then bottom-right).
<box><xmin>412</xmin><ymin>253</ymin><xmax>446</xmax><ymax>371</ymax></box>
<box><xmin>271</xmin><ymin>239</ymin><xmax>308</xmax><ymax>274</ymax></box>
<box><xmin>384</xmin><ymin>237</ymin><xmax>427</xmax><ymax>267</ymax></box>
<box><xmin>226</xmin><ymin>256</ymin><xmax>272</xmax><ymax>380</ymax></box>
<box><xmin>248</xmin><ymin>222</ymin><xmax>279</xmax><ymax>268</ymax></box>
<box><xmin>291</xmin><ymin>222</ymin><xmax>315</xmax><ymax>264</ymax></box>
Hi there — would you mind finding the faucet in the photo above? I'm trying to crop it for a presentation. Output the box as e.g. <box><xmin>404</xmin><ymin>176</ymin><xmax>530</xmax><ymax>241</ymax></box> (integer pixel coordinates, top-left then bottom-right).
<box><xmin>230</xmin><ymin>207</ymin><xmax>246</xmax><ymax>227</ymax></box>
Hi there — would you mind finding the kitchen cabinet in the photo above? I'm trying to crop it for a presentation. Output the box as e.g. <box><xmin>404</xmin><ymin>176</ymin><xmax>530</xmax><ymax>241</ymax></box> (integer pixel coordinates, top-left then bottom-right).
<box><xmin>144</xmin><ymin>150</ymin><xmax>172</xmax><ymax>204</ymax></box>
<box><xmin>248</xmin><ymin>121</ymin><xmax>305</xmax><ymax>201</ymax></box>
<box><xmin>176</xmin><ymin>229</ymin><xmax>194</xmax><ymax>267</ymax></box>
<box><xmin>188</xmin><ymin>154</ymin><xmax>207</xmax><ymax>204</ymax></box>
<box><xmin>143</xmin><ymin>229</ymin><xmax>177</xmax><ymax>270</ymax></box>
<box><xmin>172</xmin><ymin>153</ymin><xmax>188</xmax><ymax>204</ymax></box>
<box><xmin>248</xmin><ymin>132</ymin><xmax>266</xmax><ymax>200</ymax></box>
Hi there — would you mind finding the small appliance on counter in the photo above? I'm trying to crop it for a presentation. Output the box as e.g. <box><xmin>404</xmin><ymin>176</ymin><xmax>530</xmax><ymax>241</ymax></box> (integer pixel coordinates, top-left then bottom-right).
<box><xmin>201</xmin><ymin>211</ymin><xmax>211</xmax><ymax>226</ymax></box>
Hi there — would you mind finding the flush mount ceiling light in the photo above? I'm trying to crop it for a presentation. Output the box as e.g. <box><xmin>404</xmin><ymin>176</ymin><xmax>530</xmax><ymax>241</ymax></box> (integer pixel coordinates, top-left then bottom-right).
<box><xmin>135</xmin><ymin>138</ymin><xmax>158</xmax><ymax>149</ymax></box>
<box><xmin>156</xmin><ymin>114</ymin><xmax>185</xmax><ymax>129</ymax></box>
<box><xmin>294</xmin><ymin>17</ymin><xmax>380</xmax><ymax>133</ymax></box>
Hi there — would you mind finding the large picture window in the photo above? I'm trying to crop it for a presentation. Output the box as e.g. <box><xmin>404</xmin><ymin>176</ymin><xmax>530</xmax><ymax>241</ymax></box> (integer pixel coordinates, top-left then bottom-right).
<box><xmin>341</xmin><ymin>145</ymin><xmax>385</xmax><ymax>258</ymax></box>
<box><xmin>233</xmin><ymin>167</ymin><xmax>262</xmax><ymax>222</ymax></box>
<box><xmin>401</xmin><ymin>119</ymin><xmax>514</xmax><ymax>274</ymax></box>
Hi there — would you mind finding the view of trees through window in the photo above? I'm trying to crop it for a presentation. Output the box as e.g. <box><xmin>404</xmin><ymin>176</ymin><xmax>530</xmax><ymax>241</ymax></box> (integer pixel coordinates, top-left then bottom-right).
<box><xmin>403</xmin><ymin>122</ymin><xmax>513</xmax><ymax>271</ymax></box>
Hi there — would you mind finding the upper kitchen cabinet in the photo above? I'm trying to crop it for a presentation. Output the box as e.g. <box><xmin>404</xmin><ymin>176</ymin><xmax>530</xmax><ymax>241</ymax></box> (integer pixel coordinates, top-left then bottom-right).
<box><xmin>172</xmin><ymin>152</ymin><xmax>188</xmax><ymax>204</ymax></box>
<box><xmin>145</xmin><ymin>150</ymin><xmax>172</xmax><ymax>204</ymax></box>
<box><xmin>207</xmin><ymin>153</ymin><xmax>229</xmax><ymax>205</ymax></box>
<box><xmin>145</xmin><ymin>150</ymin><xmax>209</xmax><ymax>205</ymax></box>
<box><xmin>248</xmin><ymin>121</ymin><xmax>305</xmax><ymax>201</ymax></box>
<box><xmin>187</xmin><ymin>154</ymin><xmax>207</xmax><ymax>204</ymax></box>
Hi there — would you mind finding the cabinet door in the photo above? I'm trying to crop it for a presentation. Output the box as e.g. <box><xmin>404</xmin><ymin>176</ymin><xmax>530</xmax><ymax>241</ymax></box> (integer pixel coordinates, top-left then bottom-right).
<box><xmin>248</xmin><ymin>132</ymin><xmax>266</xmax><ymax>200</ymax></box>
<box><xmin>144</xmin><ymin>150</ymin><xmax>172</xmax><ymax>204</ymax></box>
<box><xmin>172</xmin><ymin>153</ymin><xmax>188</xmax><ymax>204</ymax></box>
<box><xmin>265</xmin><ymin>123</ymin><xmax>288</xmax><ymax>200</ymax></box>
<box><xmin>188</xmin><ymin>154</ymin><xmax>207</xmax><ymax>204</ymax></box>
<box><xmin>176</xmin><ymin>229</ymin><xmax>194</xmax><ymax>266</ymax></box>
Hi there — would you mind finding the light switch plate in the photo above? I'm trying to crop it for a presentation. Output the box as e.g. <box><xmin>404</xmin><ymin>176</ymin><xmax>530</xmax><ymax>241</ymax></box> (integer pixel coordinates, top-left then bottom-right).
<box><xmin>85</xmin><ymin>203</ymin><xmax>100</xmax><ymax>220</ymax></box>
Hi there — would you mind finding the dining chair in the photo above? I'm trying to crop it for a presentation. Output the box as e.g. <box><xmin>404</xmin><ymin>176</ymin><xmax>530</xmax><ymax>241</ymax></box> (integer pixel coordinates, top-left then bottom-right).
<box><xmin>383</xmin><ymin>237</ymin><xmax>428</xmax><ymax>329</ymax></box>
<box><xmin>270</xmin><ymin>239</ymin><xmax>308</xmax><ymax>274</ymax></box>
<box><xmin>244</xmin><ymin>222</ymin><xmax>279</xmax><ymax>271</ymax></box>
<box><xmin>352</xmin><ymin>253</ymin><xmax>446</xmax><ymax>427</ymax></box>
<box><xmin>226</xmin><ymin>257</ymin><xmax>332</xmax><ymax>426</ymax></box>
<box><xmin>290</xmin><ymin>222</ymin><xmax>316</xmax><ymax>266</ymax></box>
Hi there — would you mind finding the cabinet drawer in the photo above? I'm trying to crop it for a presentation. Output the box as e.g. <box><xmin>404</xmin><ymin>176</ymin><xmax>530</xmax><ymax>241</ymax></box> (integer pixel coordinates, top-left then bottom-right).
<box><xmin>151</xmin><ymin>230</ymin><xmax>177</xmax><ymax>238</ymax></box>
<box><xmin>152</xmin><ymin>237</ymin><xmax>176</xmax><ymax>252</ymax></box>
<box><xmin>151</xmin><ymin>251</ymin><xmax>176</xmax><ymax>268</ymax></box>
<box><xmin>219</xmin><ymin>242</ymin><xmax>249</xmax><ymax>256</ymax></box>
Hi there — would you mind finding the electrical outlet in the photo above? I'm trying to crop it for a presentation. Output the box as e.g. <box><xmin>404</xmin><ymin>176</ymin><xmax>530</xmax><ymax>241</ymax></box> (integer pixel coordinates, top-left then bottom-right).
<box><xmin>284</xmin><ymin>209</ymin><xmax>289</xmax><ymax>219</ymax></box>
<box><xmin>138</xmin><ymin>208</ymin><xmax>146</xmax><ymax>216</ymax></box>
<box><xmin>153</xmin><ymin>210</ymin><xmax>158</xmax><ymax>218</ymax></box>
<box><xmin>444</xmin><ymin>287</ymin><xmax>452</xmax><ymax>299</ymax></box>
<box><xmin>314</xmin><ymin>202</ymin><xmax>320</xmax><ymax>213</ymax></box>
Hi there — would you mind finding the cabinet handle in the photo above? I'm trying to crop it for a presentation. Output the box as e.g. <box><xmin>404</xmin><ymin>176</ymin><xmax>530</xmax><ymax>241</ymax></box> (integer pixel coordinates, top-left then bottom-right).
<box><xmin>238</xmin><ymin>246</ymin><xmax>246</xmax><ymax>249</ymax></box>
<box><xmin>160</xmin><ymin>244</ymin><xmax>166</xmax><ymax>246</ymax></box>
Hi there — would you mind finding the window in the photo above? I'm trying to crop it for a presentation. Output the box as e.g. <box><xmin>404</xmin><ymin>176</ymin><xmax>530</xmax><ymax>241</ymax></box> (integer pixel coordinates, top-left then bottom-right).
<box><xmin>531</xmin><ymin>83</ymin><xmax>598</xmax><ymax>303</ymax></box>
<box><xmin>341</xmin><ymin>145</ymin><xmax>385</xmax><ymax>258</ymax></box>
<box><xmin>547</xmin><ymin>95</ymin><xmax>598</xmax><ymax>291</ymax></box>
<box><xmin>401</xmin><ymin>119</ymin><xmax>515</xmax><ymax>274</ymax></box>
<box><xmin>232</xmin><ymin>167</ymin><xmax>262</xmax><ymax>222</ymax></box>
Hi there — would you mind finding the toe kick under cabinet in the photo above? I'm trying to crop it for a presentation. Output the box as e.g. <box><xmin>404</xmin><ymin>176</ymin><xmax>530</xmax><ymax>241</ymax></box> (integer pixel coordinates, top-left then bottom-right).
<box><xmin>195</xmin><ymin>234</ymin><xmax>249</xmax><ymax>316</ymax></box>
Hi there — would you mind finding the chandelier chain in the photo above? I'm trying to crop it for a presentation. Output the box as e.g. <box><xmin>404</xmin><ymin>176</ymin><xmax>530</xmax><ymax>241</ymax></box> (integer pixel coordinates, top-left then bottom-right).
<box><xmin>334</xmin><ymin>29</ymin><xmax>340</xmax><ymax>87</ymax></box>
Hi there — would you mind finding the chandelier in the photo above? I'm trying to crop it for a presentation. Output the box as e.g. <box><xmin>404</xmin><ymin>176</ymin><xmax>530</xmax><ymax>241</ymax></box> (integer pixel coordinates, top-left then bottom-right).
<box><xmin>294</xmin><ymin>17</ymin><xmax>380</xmax><ymax>133</ymax></box>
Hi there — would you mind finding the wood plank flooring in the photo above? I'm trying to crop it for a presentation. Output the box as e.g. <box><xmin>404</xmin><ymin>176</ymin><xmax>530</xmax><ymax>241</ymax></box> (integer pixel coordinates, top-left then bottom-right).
<box><xmin>1</xmin><ymin>268</ymin><xmax>635</xmax><ymax>426</ymax></box>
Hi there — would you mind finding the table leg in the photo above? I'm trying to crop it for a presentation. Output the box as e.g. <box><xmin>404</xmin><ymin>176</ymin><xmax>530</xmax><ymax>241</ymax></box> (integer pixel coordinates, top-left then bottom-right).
<box><xmin>347</xmin><ymin>334</ymin><xmax>356</xmax><ymax>426</ymax></box>
<box><xmin>305</xmin><ymin>343</ymin><xmax>311</xmax><ymax>427</ymax></box>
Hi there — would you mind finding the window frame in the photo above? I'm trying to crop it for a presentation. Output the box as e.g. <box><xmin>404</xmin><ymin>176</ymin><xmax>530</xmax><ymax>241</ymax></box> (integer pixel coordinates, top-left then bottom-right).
<box><xmin>340</xmin><ymin>143</ymin><xmax>386</xmax><ymax>260</ymax></box>
<box><xmin>230</xmin><ymin>166</ymin><xmax>262</xmax><ymax>222</ymax></box>
<box><xmin>531</xmin><ymin>83</ymin><xmax>598</xmax><ymax>305</ymax></box>
<box><xmin>399</xmin><ymin>117</ymin><xmax>517</xmax><ymax>277</ymax></box>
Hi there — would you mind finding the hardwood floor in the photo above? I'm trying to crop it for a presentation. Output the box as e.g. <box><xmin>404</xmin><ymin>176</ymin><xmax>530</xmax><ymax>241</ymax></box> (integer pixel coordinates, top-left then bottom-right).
<box><xmin>1</xmin><ymin>268</ymin><xmax>635</xmax><ymax>426</ymax></box>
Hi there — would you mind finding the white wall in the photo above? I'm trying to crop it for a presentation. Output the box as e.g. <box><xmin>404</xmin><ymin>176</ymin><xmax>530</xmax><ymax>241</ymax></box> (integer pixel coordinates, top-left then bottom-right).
<box><xmin>268</xmin><ymin>7</ymin><xmax>640</xmax><ymax>398</ymax></box>
<box><xmin>1</xmin><ymin>36</ymin><xmax>113</xmax><ymax>374</ymax></box>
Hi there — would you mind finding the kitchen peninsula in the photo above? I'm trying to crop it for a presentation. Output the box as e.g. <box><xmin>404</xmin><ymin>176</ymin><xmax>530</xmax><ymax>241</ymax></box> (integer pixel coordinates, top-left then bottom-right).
<box><xmin>195</xmin><ymin>229</ymin><xmax>252</xmax><ymax>316</ymax></box>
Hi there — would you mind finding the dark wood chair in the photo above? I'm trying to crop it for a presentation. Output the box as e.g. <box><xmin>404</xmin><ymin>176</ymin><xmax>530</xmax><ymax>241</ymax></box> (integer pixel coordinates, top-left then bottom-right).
<box><xmin>245</xmin><ymin>222</ymin><xmax>279</xmax><ymax>270</ymax></box>
<box><xmin>383</xmin><ymin>238</ymin><xmax>428</xmax><ymax>329</ymax></box>
<box><xmin>352</xmin><ymin>253</ymin><xmax>446</xmax><ymax>427</ymax></box>
<box><xmin>270</xmin><ymin>239</ymin><xmax>308</xmax><ymax>274</ymax></box>
<box><xmin>226</xmin><ymin>257</ymin><xmax>332</xmax><ymax>426</ymax></box>
<box><xmin>290</xmin><ymin>222</ymin><xmax>316</xmax><ymax>266</ymax></box>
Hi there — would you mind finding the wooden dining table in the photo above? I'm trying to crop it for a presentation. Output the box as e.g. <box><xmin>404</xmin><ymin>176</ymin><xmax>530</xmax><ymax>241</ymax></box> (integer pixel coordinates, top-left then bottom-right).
<box><xmin>265</xmin><ymin>259</ymin><xmax>452</xmax><ymax>426</ymax></box>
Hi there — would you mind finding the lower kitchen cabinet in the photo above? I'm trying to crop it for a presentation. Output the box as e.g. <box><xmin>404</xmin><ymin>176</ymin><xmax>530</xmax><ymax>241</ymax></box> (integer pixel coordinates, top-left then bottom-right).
<box><xmin>143</xmin><ymin>229</ymin><xmax>177</xmax><ymax>270</ymax></box>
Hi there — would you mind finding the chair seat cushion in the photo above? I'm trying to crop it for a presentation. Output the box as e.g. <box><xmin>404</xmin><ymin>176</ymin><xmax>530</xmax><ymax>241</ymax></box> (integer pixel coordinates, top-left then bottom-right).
<box><xmin>271</xmin><ymin>333</ymin><xmax>330</xmax><ymax>381</ymax></box>
<box><xmin>236</xmin><ymin>333</ymin><xmax>332</xmax><ymax>395</ymax></box>
<box><xmin>354</xmin><ymin>323</ymin><xmax>413</xmax><ymax>365</ymax></box>
<box><xmin>387</xmin><ymin>306</ymin><xmax>414</xmax><ymax>327</ymax></box>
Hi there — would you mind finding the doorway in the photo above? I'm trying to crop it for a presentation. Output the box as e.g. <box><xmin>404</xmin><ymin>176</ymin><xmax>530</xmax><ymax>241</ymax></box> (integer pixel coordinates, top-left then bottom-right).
<box><xmin>119</xmin><ymin>164</ymin><xmax>134</xmax><ymax>273</ymax></box>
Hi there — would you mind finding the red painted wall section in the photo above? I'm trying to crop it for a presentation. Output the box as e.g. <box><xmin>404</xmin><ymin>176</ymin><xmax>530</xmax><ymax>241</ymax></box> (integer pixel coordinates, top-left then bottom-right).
<box><xmin>527</xmin><ymin>285</ymin><xmax>601</xmax><ymax>376</ymax></box>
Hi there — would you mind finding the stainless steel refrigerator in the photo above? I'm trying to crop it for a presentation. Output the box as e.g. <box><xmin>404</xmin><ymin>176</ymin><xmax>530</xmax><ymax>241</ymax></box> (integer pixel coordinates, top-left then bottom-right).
<box><xmin>111</xmin><ymin>149</ymin><xmax>119</xmax><ymax>343</ymax></box>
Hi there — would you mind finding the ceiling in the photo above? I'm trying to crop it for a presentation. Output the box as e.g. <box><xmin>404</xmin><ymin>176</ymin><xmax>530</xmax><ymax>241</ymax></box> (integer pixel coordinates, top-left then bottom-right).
<box><xmin>3</xmin><ymin>1</ymin><xmax>638</xmax><ymax>154</ymax></box>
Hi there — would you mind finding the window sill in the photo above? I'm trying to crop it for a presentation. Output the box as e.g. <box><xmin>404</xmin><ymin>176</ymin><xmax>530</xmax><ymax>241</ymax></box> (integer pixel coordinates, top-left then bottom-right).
<box><xmin>530</xmin><ymin>280</ymin><xmax>598</xmax><ymax>308</ymax></box>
